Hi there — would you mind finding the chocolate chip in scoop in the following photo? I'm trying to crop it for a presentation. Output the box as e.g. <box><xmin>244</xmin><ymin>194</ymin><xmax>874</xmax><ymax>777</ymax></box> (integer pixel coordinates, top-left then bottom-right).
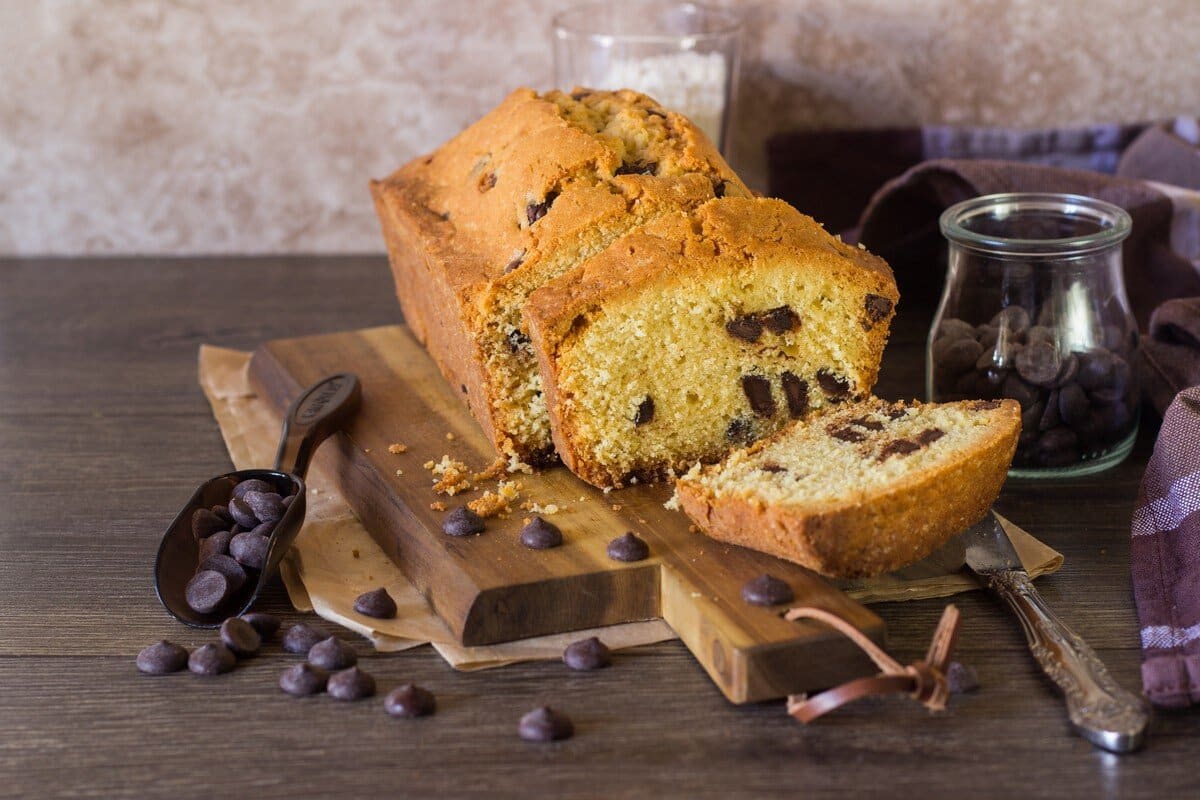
<box><xmin>191</xmin><ymin>508</ymin><xmax>226</xmax><ymax>540</ymax></box>
<box><xmin>185</xmin><ymin>570</ymin><xmax>230</xmax><ymax>615</ymax></box>
<box><xmin>741</xmin><ymin>574</ymin><xmax>795</xmax><ymax>606</ymax></box>
<box><xmin>219</xmin><ymin>617</ymin><xmax>261</xmax><ymax>658</ymax></box>
<box><xmin>198</xmin><ymin>554</ymin><xmax>247</xmax><ymax>592</ymax></box>
<box><xmin>353</xmin><ymin>587</ymin><xmax>398</xmax><ymax>620</ymax></box>
<box><xmin>136</xmin><ymin>641</ymin><xmax>189</xmax><ymax>675</ymax></box>
<box><xmin>229</xmin><ymin>532</ymin><xmax>270</xmax><ymax>571</ymax></box>
<box><xmin>518</xmin><ymin>706</ymin><xmax>574</xmax><ymax>742</ymax></box>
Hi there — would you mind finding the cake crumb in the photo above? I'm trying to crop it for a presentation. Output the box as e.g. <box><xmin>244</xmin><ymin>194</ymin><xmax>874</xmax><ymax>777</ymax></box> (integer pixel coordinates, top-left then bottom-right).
<box><xmin>388</xmin><ymin>443</ymin><xmax>408</xmax><ymax>454</ymax></box>
<box><xmin>467</xmin><ymin>480</ymin><xmax>522</xmax><ymax>518</ymax></box>
<box><xmin>427</xmin><ymin>455</ymin><xmax>473</xmax><ymax>495</ymax></box>
<box><xmin>527</xmin><ymin>502</ymin><xmax>559</xmax><ymax>515</ymax></box>
<box><xmin>446</xmin><ymin>432</ymin><xmax>456</xmax><ymax>441</ymax></box>
<box><xmin>663</xmin><ymin>490</ymin><xmax>682</xmax><ymax>511</ymax></box>
<box><xmin>430</xmin><ymin>501</ymin><xmax>447</xmax><ymax>512</ymax></box>
<box><xmin>688</xmin><ymin>525</ymin><xmax>699</xmax><ymax>533</ymax></box>
<box><xmin>505</xmin><ymin>452</ymin><xmax>534</xmax><ymax>474</ymax></box>
<box><xmin>578</xmin><ymin>495</ymin><xmax>587</xmax><ymax>502</ymax></box>
<box><xmin>472</xmin><ymin>456</ymin><xmax>507</xmax><ymax>483</ymax></box>
<box><xmin>395</xmin><ymin>469</ymin><xmax>404</xmax><ymax>477</ymax></box>
<box><xmin>364</xmin><ymin>448</ymin><xmax>371</xmax><ymax>453</ymax></box>
<box><xmin>611</xmin><ymin>504</ymin><xmax>622</xmax><ymax>512</ymax></box>
<box><xmin>352</xmin><ymin>549</ymin><xmax>360</xmax><ymax>559</ymax></box>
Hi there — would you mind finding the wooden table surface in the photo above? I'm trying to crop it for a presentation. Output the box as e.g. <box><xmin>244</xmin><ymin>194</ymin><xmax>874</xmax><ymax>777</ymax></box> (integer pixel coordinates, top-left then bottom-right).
<box><xmin>2</xmin><ymin>256</ymin><xmax>1195</xmax><ymax>799</ymax></box>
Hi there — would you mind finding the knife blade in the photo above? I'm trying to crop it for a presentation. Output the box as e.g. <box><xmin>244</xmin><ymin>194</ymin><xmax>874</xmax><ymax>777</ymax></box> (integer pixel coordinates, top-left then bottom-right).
<box><xmin>963</xmin><ymin>511</ymin><xmax>1150</xmax><ymax>754</ymax></box>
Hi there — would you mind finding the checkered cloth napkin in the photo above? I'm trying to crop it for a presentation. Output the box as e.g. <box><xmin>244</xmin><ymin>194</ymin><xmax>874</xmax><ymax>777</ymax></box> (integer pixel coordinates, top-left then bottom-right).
<box><xmin>1133</xmin><ymin>387</ymin><xmax>1200</xmax><ymax>707</ymax></box>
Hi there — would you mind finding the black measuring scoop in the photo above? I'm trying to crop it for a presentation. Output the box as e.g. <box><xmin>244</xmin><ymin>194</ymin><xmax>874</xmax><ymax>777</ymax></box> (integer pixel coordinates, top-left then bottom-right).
<box><xmin>154</xmin><ymin>373</ymin><xmax>362</xmax><ymax>627</ymax></box>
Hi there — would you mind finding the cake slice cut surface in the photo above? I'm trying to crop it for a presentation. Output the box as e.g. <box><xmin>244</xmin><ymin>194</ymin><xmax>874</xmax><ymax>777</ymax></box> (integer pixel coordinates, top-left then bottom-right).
<box><xmin>674</xmin><ymin>398</ymin><xmax>1021</xmax><ymax>578</ymax></box>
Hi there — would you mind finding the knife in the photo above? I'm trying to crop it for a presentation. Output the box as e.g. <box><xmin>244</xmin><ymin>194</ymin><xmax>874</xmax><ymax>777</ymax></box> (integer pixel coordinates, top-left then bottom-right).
<box><xmin>963</xmin><ymin>511</ymin><xmax>1150</xmax><ymax>754</ymax></box>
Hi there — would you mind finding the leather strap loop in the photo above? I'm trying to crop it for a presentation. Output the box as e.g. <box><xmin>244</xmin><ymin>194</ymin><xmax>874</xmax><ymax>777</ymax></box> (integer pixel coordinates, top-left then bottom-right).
<box><xmin>785</xmin><ymin>605</ymin><xmax>961</xmax><ymax>723</ymax></box>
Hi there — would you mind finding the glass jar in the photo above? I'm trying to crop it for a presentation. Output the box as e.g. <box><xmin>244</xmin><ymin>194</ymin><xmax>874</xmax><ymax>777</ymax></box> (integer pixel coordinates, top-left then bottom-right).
<box><xmin>927</xmin><ymin>193</ymin><xmax>1138</xmax><ymax>477</ymax></box>
<box><xmin>551</xmin><ymin>1</ymin><xmax>743</xmax><ymax>154</ymax></box>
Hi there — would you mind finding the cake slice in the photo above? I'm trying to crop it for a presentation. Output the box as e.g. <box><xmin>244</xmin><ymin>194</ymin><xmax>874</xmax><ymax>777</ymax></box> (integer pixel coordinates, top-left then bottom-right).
<box><xmin>523</xmin><ymin>196</ymin><xmax>899</xmax><ymax>488</ymax></box>
<box><xmin>674</xmin><ymin>398</ymin><xmax>1021</xmax><ymax>578</ymax></box>
<box><xmin>371</xmin><ymin>87</ymin><xmax>746</xmax><ymax>464</ymax></box>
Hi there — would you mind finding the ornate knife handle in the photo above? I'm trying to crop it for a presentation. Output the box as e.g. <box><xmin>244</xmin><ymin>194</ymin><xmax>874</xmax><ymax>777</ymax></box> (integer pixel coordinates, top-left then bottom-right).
<box><xmin>987</xmin><ymin>569</ymin><xmax>1150</xmax><ymax>754</ymax></box>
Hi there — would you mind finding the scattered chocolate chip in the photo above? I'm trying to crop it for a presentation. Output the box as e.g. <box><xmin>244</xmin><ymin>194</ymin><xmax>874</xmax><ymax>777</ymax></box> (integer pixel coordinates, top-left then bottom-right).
<box><xmin>227</xmin><ymin>496</ymin><xmax>258</xmax><ymax>529</ymax></box>
<box><xmin>282</xmin><ymin>623</ymin><xmax>325</xmax><ymax>655</ymax></box>
<box><xmin>741</xmin><ymin>375</ymin><xmax>776</xmax><ymax>417</ymax></box>
<box><xmin>354</xmin><ymin>587</ymin><xmax>398</xmax><ymax>620</ymax></box>
<box><xmin>741</xmin><ymin>574</ymin><xmax>794</xmax><ymax>606</ymax></box>
<box><xmin>633</xmin><ymin>395</ymin><xmax>655</xmax><ymax>426</ymax></box>
<box><xmin>864</xmin><ymin>294</ymin><xmax>894</xmax><ymax>323</ymax></box>
<box><xmin>242</xmin><ymin>491</ymin><xmax>285</xmax><ymax>524</ymax></box>
<box><xmin>762</xmin><ymin>306</ymin><xmax>800</xmax><ymax>334</ymax></box>
<box><xmin>830</xmin><ymin>426</ymin><xmax>866</xmax><ymax>443</ymax></box>
<box><xmin>916</xmin><ymin>427</ymin><xmax>945</xmax><ymax>446</ymax></box>
<box><xmin>503</xmin><ymin>249</ymin><xmax>526</xmax><ymax>273</ymax></box>
<box><xmin>816</xmin><ymin>369</ymin><xmax>851</xmax><ymax>399</ymax></box>
<box><xmin>136</xmin><ymin>641</ymin><xmax>188</xmax><ymax>675</ymax></box>
<box><xmin>933</xmin><ymin>337</ymin><xmax>985</xmax><ymax>374</ymax></box>
<box><xmin>229</xmin><ymin>532</ymin><xmax>270</xmax><ymax>571</ymax></box>
<box><xmin>279</xmin><ymin>662</ymin><xmax>329</xmax><ymax>696</ymax></box>
<box><xmin>442</xmin><ymin>506</ymin><xmax>485</xmax><ymax>536</ymax></box>
<box><xmin>520</xmin><ymin>516</ymin><xmax>563</xmax><ymax>549</ymax></box>
<box><xmin>198</xmin><ymin>530</ymin><xmax>233</xmax><ymax>562</ymax></box>
<box><xmin>879</xmin><ymin>439</ymin><xmax>920</xmax><ymax>460</ymax></box>
<box><xmin>327</xmin><ymin>666</ymin><xmax>376</xmax><ymax>701</ymax></box>
<box><xmin>607</xmin><ymin>532</ymin><xmax>649</xmax><ymax>562</ymax></box>
<box><xmin>725</xmin><ymin>315</ymin><xmax>763</xmax><ymax>343</ymax></box>
<box><xmin>518</xmin><ymin>706</ymin><xmax>574</xmax><ymax>742</ymax></box>
<box><xmin>240</xmin><ymin>612</ymin><xmax>281</xmax><ymax>640</ymax></box>
<box><xmin>563</xmin><ymin>637</ymin><xmax>612</xmax><ymax>671</ymax></box>
<box><xmin>185</xmin><ymin>570</ymin><xmax>231</xmax><ymax>615</ymax></box>
<box><xmin>308</xmin><ymin>637</ymin><xmax>357</xmax><ymax>671</ymax></box>
<box><xmin>946</xmin><ymin>661</ymin><xmax>980</xmax><ymax>693</ymax></box>
<box><xmin>188</xmin><ymin>643</ymin><xmax>236</xmax><ymax>676</ymax></box>
<box><xmin>191</xmin><ymin>508</ymin><xmax>226</xmax><ymax>540</ymax></box>
<box><xmin>725</xmin><ymin>416</ymin><xmax>754</xmax><ymax>445</ymax></box>
<box><xmin>232</xmin><ymin>478</ymin><xmax>274</xmax><ymax>501</ymax></box>
<box><xmin>526</xmin><ymin>191</ymin><xmax>558</xmax><ymax>225</ymax></box>
<box><xmin>781</xmin><ymin>372</ymin><xmax>809</xmax><ymax>418</ymax></box>
<box><xmin>220</xmin><ymin>617</ymin><xmax>262</xmax><ymax>658</ymax></box>
<box><xmin>384</xmin><ymin>684</ymin><xmax>437</xmax><ymax>718</ymax></box>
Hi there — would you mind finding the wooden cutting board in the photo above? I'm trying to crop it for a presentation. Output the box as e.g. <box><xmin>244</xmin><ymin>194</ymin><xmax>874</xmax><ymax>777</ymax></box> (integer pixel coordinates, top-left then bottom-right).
<box><xmin>249</xmin><ymin>325</ymin><xmax>883</xmax><ymax>703</ymax></box>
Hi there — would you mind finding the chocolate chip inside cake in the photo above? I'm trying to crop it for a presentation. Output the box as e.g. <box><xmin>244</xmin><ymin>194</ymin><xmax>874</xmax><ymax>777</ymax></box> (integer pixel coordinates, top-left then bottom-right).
<box><xmin>524</xmin><ymin>197</ymin><xmax>899</xmax><ymax>488</ymax></box>
<box><xmin>674</xmin><ymin>398</ymin><xmax>1021</xmax><ymax>578</ymax></box>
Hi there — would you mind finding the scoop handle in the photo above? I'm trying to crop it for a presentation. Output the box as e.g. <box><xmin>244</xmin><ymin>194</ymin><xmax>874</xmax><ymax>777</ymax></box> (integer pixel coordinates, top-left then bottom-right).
<box><xmin>273</xmin><ymin>373</ymin><xmax>362</xmax><ymax>477</ymax></box>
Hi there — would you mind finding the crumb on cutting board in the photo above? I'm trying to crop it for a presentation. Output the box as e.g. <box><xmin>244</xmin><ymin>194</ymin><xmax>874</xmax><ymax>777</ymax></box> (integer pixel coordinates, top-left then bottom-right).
<box><xmin>430</xmin><ymin>501</ymin><xmax>447</xmax><ymax>512</ymax></box>
<box><xmin>388</xmin><ymin>442</ymin><xmax>408</xmax><ymax>454</ymax></box>
<box><xmin>467</xmin><ymin>480</ymin><xmax>522</xmax><ymax>518</ymax></box>
<box><xmin>426</xmin><ymin>454</ymin><xmax>473</xmax><ymax>495</ymax></box>
<box><xmin>472</xmin><ymin>456</ymin><xmax>507</xmax><ymax>483</ymax></box>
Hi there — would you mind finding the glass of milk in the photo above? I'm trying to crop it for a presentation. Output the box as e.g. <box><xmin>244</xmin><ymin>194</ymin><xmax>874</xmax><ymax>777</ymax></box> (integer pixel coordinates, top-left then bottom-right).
<box><xmin>552</xmin><ymin>2</ymin><xmax>743</xmax><ymax>155</ymax></box>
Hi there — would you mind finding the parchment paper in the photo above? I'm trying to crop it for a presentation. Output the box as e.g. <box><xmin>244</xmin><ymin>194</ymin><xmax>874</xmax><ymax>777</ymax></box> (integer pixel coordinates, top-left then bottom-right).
<box><xmin>198</xmin><ymin>345</ymin><xmax>1062</xmax><ymax>669</ymax></box>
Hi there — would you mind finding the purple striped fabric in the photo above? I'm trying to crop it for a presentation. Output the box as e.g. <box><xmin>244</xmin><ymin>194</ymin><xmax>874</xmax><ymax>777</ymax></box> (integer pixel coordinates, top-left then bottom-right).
<box><xmin>1133</xmin><ymin>386</ymin><xmax>1200</xmax><ymax>707</ymax></box>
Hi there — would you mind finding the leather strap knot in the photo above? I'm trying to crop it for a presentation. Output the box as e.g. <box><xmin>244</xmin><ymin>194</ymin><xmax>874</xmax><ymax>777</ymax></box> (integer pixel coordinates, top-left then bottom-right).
<box><xmin>784</xmin><ymin>605</ymin><xmax>961</xmax><ymax>724</ymax></box>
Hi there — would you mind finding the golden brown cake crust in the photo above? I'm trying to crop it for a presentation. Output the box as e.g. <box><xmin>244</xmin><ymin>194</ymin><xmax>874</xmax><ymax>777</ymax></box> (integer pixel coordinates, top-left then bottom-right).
<box><xmin>674</xmin><ymin>399</ymin><xmax>1021</xmax><ymax>578</ymax></box>
<box><xmin>370</xmin><ymin>87</ymin><xmax>745</xmax><ymax>463</ymax></box>
<box><xmin>525</xmin><ymin>197</ymin><xmax>900</xmax><ymax>488</ymax></box>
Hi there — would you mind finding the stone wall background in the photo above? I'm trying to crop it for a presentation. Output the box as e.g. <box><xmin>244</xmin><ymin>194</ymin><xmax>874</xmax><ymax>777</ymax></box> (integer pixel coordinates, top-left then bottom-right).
<box><xmin>2</xmin><ymin>0</ymin><xmax>1197</xmax><ymax>255</ymax></box>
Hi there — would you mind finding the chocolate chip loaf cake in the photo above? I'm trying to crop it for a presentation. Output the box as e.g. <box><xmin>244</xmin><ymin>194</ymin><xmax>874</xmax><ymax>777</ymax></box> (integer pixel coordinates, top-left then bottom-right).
<box><xmin>674</xmin><ymin>398</ymin><xmax>1021</xmax><ymax>578</ymax></box>
<box><xmin>524</xmin><ymin>197</ymin><xmax>899</xmax><ymax>488</ymax></box>
<box><xmin>371</xmin><ymin>87</ymin><xmax>747</xmax><ymax>464</ymax></box>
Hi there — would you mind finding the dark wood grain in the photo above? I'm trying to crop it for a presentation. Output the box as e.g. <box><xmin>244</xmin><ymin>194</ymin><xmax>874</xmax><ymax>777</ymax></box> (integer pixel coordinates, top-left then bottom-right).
<box><xmin>0</xmin><ymin>256</ymin><xmax>1192</xmax><ymax>800</ymax></box>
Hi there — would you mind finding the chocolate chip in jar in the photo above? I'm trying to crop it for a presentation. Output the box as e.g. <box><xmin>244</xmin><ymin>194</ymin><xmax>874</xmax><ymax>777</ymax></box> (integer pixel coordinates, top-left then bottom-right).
<box><xmin>1057</xmin><ymin>382</ymin><xmax>1091</xmax><ymax>428</ymax></box>
<box><xmin>1036</xmin><ymin>427</ymin><xmax>1080</xmax><ymax>467</ymax></box>
<box><xmin>933</xmin><ymin>318</ymin><xmax>976</xmax><ymax>342</ymax></box>
<box><xmin>990</xmin><ymin>305</ymin><xmax>1031</xmax><ymax>336</ymax></box>
<box><xmin>1014</xmin><ymin>341</ymin><xmax>1063</xmax><ymax>387</ymax></box>
<box><xmin>932</xmin><ymin>335</ymin><xmax>984</xmax><ymax>375</ymax></box>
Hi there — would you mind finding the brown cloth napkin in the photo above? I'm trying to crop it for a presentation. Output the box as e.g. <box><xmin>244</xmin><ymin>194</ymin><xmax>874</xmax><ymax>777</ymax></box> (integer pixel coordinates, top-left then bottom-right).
<box><xmin>1132</xmin><ymin>386</ymin><xmax>1200</xmax><ymax>708</ymax></box>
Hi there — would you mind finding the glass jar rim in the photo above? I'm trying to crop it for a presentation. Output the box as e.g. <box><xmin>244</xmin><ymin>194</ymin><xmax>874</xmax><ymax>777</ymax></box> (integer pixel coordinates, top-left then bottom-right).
<box><xmin>552</xmin><ymin>1</ymin><xmax>743</xmax><ymax>44</ymax></box>
<box><xmin>939</xmin><ymin>192</ymin><xmax>1132</xmax><ymax>257</ymax></box>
